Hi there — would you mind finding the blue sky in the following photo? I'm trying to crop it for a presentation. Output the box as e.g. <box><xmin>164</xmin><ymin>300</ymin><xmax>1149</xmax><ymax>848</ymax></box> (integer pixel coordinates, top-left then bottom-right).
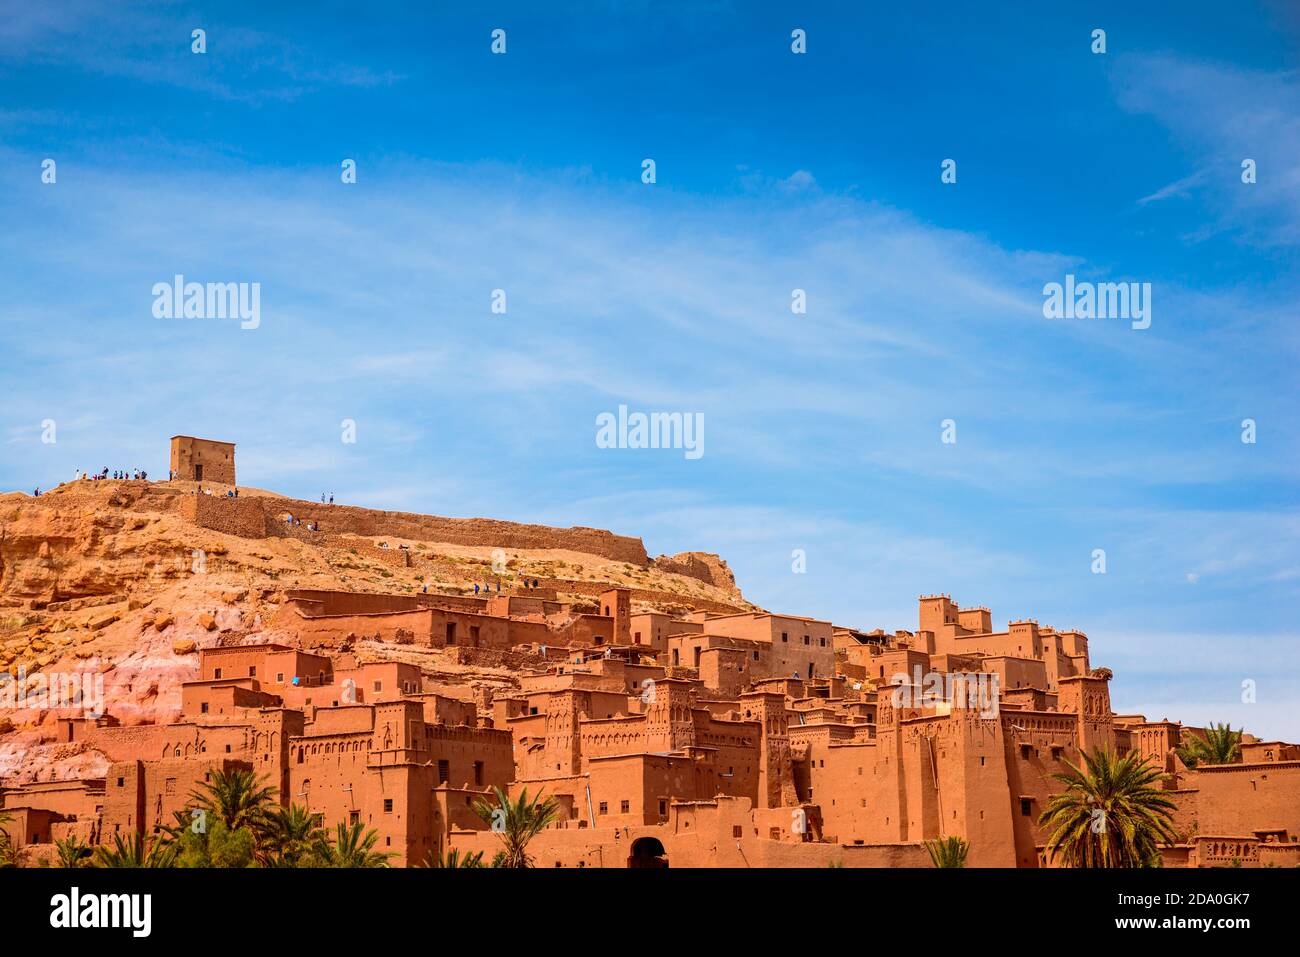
<box><xmin>1</xmin><ymin>1</ymin><xmax>1298</xmax><ymax>737</ymax></box>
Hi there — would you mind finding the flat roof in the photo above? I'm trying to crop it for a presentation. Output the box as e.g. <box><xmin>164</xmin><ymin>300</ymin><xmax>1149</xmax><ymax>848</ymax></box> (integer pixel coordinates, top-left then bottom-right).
<box><xmin>171</xmin><ymin>435</ymin><xmax>236</xmax><ymax>446</ymax></box>
<box><xmin>201</xmin><ymin>643</ymin><xmax>294</xmax><ymax>654</ymax></box>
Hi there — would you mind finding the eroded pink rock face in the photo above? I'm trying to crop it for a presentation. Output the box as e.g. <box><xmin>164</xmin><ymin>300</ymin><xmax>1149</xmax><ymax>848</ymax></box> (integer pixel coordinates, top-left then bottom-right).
<box><xmin>0</xmin><ymin>734</ymin><xmax>109</xmax><ymax>786</ymax></box>
<box><xmin>102</xmin><ymin>633</ymin><xmax>197</xmax><ymax>727</ymax></box>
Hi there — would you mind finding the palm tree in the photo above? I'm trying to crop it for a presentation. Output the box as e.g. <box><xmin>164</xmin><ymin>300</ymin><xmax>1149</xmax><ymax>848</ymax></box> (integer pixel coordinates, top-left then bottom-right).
<box><xmin>0</xmin><ymin>810</ymin><xmax>26</xmax><ymax>868</ymax></box>
<box><xmin>472</xmin><ymin>786</ymin><xmax>558</xmax><ymax>869</ymax></box>
<box><xmin>263</xmin><ymin>804</ymin><xmax>328</xmax><ymax>867</ymax></box>
<box><xmin>188</xmin><ymin>767</ymin><xmax>278</xmax><ymax>836</ymax></box>
<box><xmin>1177</xmin><ymin>723</ymin><xmax>1242</xmax><ymax>768</ymax></box>
<box><xmin>320</xmin><ymin>821</ymin><xmax>391</xmax><ymax>868</ymax></box>
<box><xmin>54</xmin><ymin>835</ymin><xmax>92</xmax><ymax>868</ymax></box>
<box><xmin>424</xmin><ymin>846</ymin><xmax>485</xmax><ymax>868</ymax></box>
<box><xmin>0</xmin><ymin>837</ymin><xmax>19</xmax><ymax>868</ymax></box>
<box><xmin>1039</xmin><ymin>747</ymin><xmax>1180</xmax><ymax>868</ymax></box>
<box><xmin>92</xmin><ymin>832</ymin><xmax>179</xmax><ymax>868</ymax></box>
<box><xmin>924</xmin><ymin>835</ymin><xmax>969</xmax><ymax>868</ymax></box>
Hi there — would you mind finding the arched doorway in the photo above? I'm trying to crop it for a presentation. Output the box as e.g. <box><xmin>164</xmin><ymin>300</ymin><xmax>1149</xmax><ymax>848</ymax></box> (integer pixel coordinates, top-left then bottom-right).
<box><xmin>627</xmin><ymin>837</ymin><xmax>668</xmax><ymax>868</ymax></box>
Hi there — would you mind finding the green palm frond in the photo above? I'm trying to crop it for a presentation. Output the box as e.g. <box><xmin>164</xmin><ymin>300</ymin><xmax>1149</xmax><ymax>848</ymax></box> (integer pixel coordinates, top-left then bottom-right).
<box><xmin>92</xmin><ymin>832</ymin><xmax>179</xmax><ymax>868</ymax></box>
<box><xmin>1038</xmin><ymin>746</ymin><xmax>1179</xmax><ymax>868</ymax></box>
<box><xmin>322</xmin><ymin>821</ymin><xmax>391</xmax><ymax>868</ymax></box>
<box><xmin>924</xmin><ymin>835</ymin><xmax>969</xmax><ymax>868</ymax></box>
<box><xmin>422</xmin><ymin>846</ymin><xmax>485</xmax><ymax>868</ymax></box>
<box><xmin>263</xmin><ymin>804</ymin><xmax>328</xmax><ymax>867</ymax></box>
<box><xmin>187</xmin><ymin>767</ymin><xmax>278</xmax><ymax>835</ymax></box>
<box><xmin>1176</xmin><ymin>723</ymin><xmax>1242</xmax><ymax>768</ymax></box>
<box><xmin>54</xmin><ymin>835</ymin><xmax>92</xmax><ymax>868</ymax></box>
<box><xmin>472</xmin><ymin>786</ymin><xmax>558</xmax><ymax>868</ymax></box>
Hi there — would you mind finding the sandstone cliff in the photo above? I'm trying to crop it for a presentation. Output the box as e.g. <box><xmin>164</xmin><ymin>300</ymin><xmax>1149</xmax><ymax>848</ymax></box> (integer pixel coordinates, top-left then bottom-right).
<box><xmin>651</xmin><ymin>551</ymin><xmax>743</xmax><ymax>600</ymax></box>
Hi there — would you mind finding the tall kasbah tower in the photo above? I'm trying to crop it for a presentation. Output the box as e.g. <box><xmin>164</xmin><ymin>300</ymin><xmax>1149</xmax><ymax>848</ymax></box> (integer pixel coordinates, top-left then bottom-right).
<box><xmin>644</xmin><ymin>678</ymin><xmax>697</xmax><ymax>753</ymax></box>
<box><xmin>370</xmin><ymin>700</ymin><xmax>424</xmax><ymax>763</ymax></box>
<box><xmin>871</xmin><ymin>685</ymin><xmax>910</xmax><ymax>842</ymax></box>
<box><xmin>600</xmin><ymin>588</ymin><xmax>631</xmax><ymax>646</ymax></box>
<box><xmin>253</xmin><ymin>709</ymin><xmax>305</xmax><ymax>805</ymax></box>
<box><xmin>929</xmin><ymin>706</ymin><xmax>1017</xmax><ymax>867</ymax></box>
<box><xmin>543</xmin><ymin>689</ymin><xmax>588</xmax><ymax>776</ymax></box>
<box><xmin>740</xmin><ymin>690</ymin><xmax>797</xmax><ymax>808</ymax></box>
<box><xmin>918</xmin><ymin>595</ymin><xmax>960</xmax><ymax>637</ymax></box>
<box><xmin>367</xmin><ymin>701</ymin><xmax>427</xmax><ymax>868</ymax></box>
<box><xmin>1057</xmin><ymin>673</ymin><xmax>1115</xmax><ymax>752</ymax></box>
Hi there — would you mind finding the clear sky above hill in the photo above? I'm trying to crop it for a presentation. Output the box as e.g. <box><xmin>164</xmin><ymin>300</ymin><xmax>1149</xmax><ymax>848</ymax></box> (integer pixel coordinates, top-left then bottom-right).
<box><xmin>1</xmin><ymin>1</ymin><xmax>1297</xmax><ymax>736</ymax></box>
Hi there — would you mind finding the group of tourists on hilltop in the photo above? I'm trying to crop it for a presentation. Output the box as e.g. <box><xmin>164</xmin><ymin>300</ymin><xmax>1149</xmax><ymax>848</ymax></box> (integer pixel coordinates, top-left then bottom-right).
<box><xmin>284</xmin><ymin>513</ymin><xmax>320</xmax><ymax>532</ymax></box>
<box><xmin>79</xmin><ymin>467</ymin><xmax>148</xmax><ymax>481</ymax></box>
<box><xmin>470</xmin><ymin>578</ymin><xmax>542</xmax><ymax>596</ymax></box>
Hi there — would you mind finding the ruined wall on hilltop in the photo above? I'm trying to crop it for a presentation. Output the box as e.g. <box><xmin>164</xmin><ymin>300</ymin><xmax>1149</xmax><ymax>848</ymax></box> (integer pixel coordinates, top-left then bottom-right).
<box><xmin>325</xmin><ymin>537</ymin><xmax>412</xmax><ymax>567</ymax></box>
<box><xmin>179</xmin><ymin>495</ymin><xmax>268</xmax><ymax>539</ymax></box>
<box><xmin>179</xmin><ymin>492</ymin><xmax>648</xmax><ymax>564</ymax></box>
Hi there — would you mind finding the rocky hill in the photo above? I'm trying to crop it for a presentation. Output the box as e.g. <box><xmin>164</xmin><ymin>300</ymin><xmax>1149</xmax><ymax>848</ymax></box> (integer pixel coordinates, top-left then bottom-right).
<box><xmin>0</xmin><ymin>479</ymin><xmax>759</xmax><ymax>782</ymax></box>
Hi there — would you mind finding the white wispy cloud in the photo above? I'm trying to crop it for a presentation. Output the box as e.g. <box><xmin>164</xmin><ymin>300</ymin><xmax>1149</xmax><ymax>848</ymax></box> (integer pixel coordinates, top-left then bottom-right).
<box><xmin>1115</xmin><ymin>52</ymin><xmax>1300</xmax><ymax>246</ymax></box>
<box><xmin>0</xmin><ymin>146</ymin><xmax>1295</xmax><ymax>736</ymax></box>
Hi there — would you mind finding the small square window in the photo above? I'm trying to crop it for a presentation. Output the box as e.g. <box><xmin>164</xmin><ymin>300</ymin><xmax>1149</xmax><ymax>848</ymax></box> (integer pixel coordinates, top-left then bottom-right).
<box><xmin>1020</xmin><ymin>798</ymin><xmax>1032</xmax><ymax>816</ymax></box>
<box><xmin>598</xmin><ymin>802</ymin><xmax>608</xmax><ymax>815</ymax></box>
<box><xmin>384</xmin><ymin>799</ymin><xmax>393</xmax><ymax>812</ymax></box>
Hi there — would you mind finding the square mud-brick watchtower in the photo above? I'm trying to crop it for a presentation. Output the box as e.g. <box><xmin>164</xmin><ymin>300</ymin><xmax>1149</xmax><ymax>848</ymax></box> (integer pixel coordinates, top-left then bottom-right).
<box><xmin>170</xmin><ymin>435</ymin><xmax>236</xmax><ymax>485</ymax></box>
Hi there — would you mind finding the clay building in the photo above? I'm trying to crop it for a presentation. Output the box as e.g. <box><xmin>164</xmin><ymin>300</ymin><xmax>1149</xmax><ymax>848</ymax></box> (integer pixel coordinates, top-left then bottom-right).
<box><xmin>170</xmin><ymin>435</ymin><xmax>236</xmax><ymax>484</ymax></box>
<box><xmin>4</xmin><ymin>589</ymin><xmax>1298</xmax><ymax>869</ymax></box>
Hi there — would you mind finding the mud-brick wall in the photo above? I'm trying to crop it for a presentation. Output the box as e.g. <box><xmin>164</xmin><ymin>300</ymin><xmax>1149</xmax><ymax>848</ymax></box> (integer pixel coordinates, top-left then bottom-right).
<box><xmin>87</xmin><ymin>723</ymin><xmax>172</xmax><ymax>763</ymax></box>
<box><xmin>179</xmin><ymin>495</ymin><xmax>269</xmax><ymax>538</ymax></box>
<box><xmin>326</xmin><ymin>538</ymin><xmax>411</xmax><ymax>567</ymax></box>
<box><xmin>255</xmin><ymin>499</ymin><xmax>650</xmax><ymax>565</ymax></box>
<box><xmin>285</xmin><ymin>608</ymin><xmax>432</xmax><ymax>645</ymax></box>
<box><xmin>533</xmin><ymin>577</ymin><xmax>750</xmax><ymax>615</ymax></box>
